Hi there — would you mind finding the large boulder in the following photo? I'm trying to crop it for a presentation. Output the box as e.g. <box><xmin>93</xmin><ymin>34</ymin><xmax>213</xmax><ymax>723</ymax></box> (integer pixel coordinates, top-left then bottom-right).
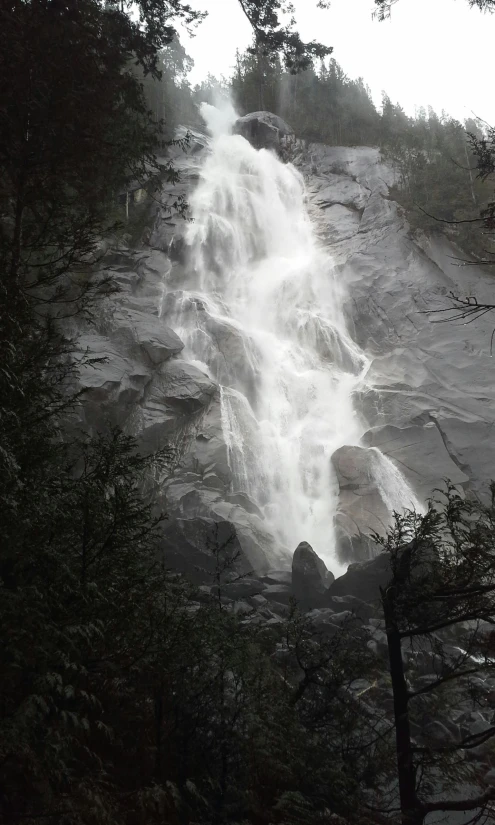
<box><xmin>233</xmin><ymin>111</ymin><xmax>294</xmax><ymax>151</ymax></box>
<box><xmin>77</xmin><ymin>332</ymin><xmax>151</xmax><ymax>428</ymax></box>
<box><xmin>327</xmin><ymin>539</ymin><xmax>436</xmax><ymax>614</ymax></box>
<box><xmin>181</xmin><ymin>395</ymin><xmax>232</xmax><ymax>485</ymax></box>
<box><xmin>331</xmin><ymin>445</ymin><xmax>393</xmax><ymax>563</ymax></box>
<box><xmin>160</xmin><ymin>516</ymin><xmax>254</xmax><ymax>583</ymax></box>
<box><xmin>149</xmin><ymin>359</ymin><xmax>216</xmax><ymax>413</ymax></box>
<box><xmin>291</xmin><ymin>541</ymin><xmax>335</xmax><ymax>609</ymax></box>
<box><xmin>327</xmin><ymin>552</ymin><xmax>391</xmax><ymax>610</ymax></box>
<box><xmin>139</xmin><ymin>360</ymin><xmax>217</xmax><ymax>450</ymax></box>
<box><xmin>108</xmin><ymin>310</ymin><xmax>184</xmax><ymax>366</ymax></box>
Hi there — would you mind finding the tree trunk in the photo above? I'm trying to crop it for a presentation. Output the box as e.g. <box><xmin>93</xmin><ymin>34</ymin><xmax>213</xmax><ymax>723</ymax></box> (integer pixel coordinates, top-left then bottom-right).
<box><xmin>154</xmin><ymin>680</ymin><xmax>163</xmax><ymax>781</ymax></box>
<box><xmin>464</xmin><ymin>141</ymin><xmax>476</xmax><ymax>205</ymax></box>
<box><xmin>382</xmin><ymin>588</ymin><xmax>423</xmax><ymax>825</ymax></box>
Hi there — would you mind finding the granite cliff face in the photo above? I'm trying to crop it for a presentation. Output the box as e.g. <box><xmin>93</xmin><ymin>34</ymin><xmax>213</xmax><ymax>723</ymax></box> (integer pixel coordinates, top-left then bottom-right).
<box><xmin>302</xmin><ymin>144</ymin><xmax>495</xmax><ymax>541</ymax></box>
<box><xmin>75</xmin><ymin>123</ymin><xmax>495</xmax><ymax>579</ymax></box>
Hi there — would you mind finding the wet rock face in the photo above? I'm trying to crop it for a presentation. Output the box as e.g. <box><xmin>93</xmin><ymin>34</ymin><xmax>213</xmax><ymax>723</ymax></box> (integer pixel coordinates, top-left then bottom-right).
<box><xmin>296</xmin><ymin>142</ymin><xmax>495</xmax><ymax>560</ymax></box>
<box><xmin>361</xmin><ymin>423</ymin><xmax>468</xmax><ymax>501</ymax></box>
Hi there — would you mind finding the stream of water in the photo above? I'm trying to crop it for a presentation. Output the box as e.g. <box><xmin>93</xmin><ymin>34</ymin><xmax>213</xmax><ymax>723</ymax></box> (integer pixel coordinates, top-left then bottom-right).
<box><xmin>167</xmin><ymin>105</ymin><xmax>421</xmax><ymax>570</ymax></box>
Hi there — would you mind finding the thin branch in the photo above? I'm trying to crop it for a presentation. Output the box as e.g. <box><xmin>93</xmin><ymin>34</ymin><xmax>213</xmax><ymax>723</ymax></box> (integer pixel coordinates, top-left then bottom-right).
<box><xmin>422</xmin><ymin>786</ymin><xmax>495</xmax><ymax>814</ymax></box>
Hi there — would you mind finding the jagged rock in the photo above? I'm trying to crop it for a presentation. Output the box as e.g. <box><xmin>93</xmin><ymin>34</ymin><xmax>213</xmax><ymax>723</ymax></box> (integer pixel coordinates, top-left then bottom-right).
<box><xmin>422</xmin><ymin>718</ymin><xmax>461</xmax><ymax>745</ymax></box>
<box><xmin>77</xmin><ymin>332</ymin><xmax>151</xmax><ymax>427</ymax></box>
<box><xmin>291</xmin><ymin>541</ymin><xmax>334</xmax><ymax>609</ymax></box>
<box><xmin>138</xmin><ymin>361</ymin><xmax>216</xmax><ymax>450</ymax></box>
<box><xmin>261</xmin><ymin>569</ymin><xmax>292</xmax><ymax>586</ymax></box>
<box><xmin>208</xmin><ymin>500</ymin><xmax>278</xmax><ymax>572</ymax></box>
<box><xmin>148</xmin><ymin>360</ymin><xmax>216</xmax><ymax>415</ymax></box>
<box><xmin>148</xmin><ymin>215</ymin><xmax>177</xmax><ymax>253</ymax></box>
<box><xmin>162</xmin><ymin>483</ymin><xmax>275</xmax><ymax>573</ymax></box>
<box><xmin>225</xmin><ymin>491</ymin><xmax>264</xmax><ymax>518</ymax></box>
<box><xmin>102</xmin><ymin>247</ymin><xmax>143</xmax><ymax>269</ymax></box>
<box><xmin>306</xmin><ymin>608</ymin><xmax>355</xmax><ymax>638</ymax></box>
<box><xmin>169</xmin><ymin>125</ymin><xmax>209</xmax><ymax>158</ymax></box>
<box><xmin>178</xmin><ymin>395</ymin><xmax>231</xmax><ymax>486</ymax></box>
<box><xmin>249</xmin><ymin>593</ymin><xmax>268</xmax><ymax>608</ymax></box>
<box><xmin>263</xmin><ymin>603</ymin><xmax>290</xmax><ymax>619</ymax></box>
<box><xmin>307</xmin><ymin>153</ymin><xmax>495</xmax><ymax>506</ymax></box>
<box><xmin>262</xmin><ymin>584</ymin><xmax>292</xmax><ymax>605</ymax></box>
<box><xmin>203</xmin><ymin>471</ymin><xmax>224</xmax><ymax>490</ymax></box>
<box><xmin>233</xmin><ymin>111</ymin><xmax>293</xmax><ymax>151</ymax></box>
<box><xmin>222</xmin><ymin>579</ymin><xmax>264</xmax><ymax>599</ymax></box>
<box><xmin>328</xmin><ymin>538</ymin><xmax>437</xmax><ymax>611</ymax></box>
<box><xmin>202</xmin><ymin>315</ymin><xmax>261</xmax><ymax>402</ymax></box>
<box><xmin>327</xmin><ymin>594</ymin><xmax>376</xmax><ymax>622</ymax></box>
<box><xmin>163</xmin><ymin>293</ymin><xmax>261</xmax><ymax>402</ymax></box>
<box><xmin>263</xmin><ymin>615</ymin><xmax>284</xmax><ymax>626</ymax></box>
<box><xmin>156</xmin><ymin>359</ymin><xmax>216</xmax><ymax>411</ymax></box>
<box><xmin>162</xmin><ymin>477</ymin><xmax>221</xmax><ymax>519</ymax></box>
<box><xmin>232</xmin><ymin>601</ymin><xmax>253</xmax><ymax>616</ymax></box>
<box><xmin>124</xmin><ymin>316</ymin><xmax>184</xmax><ymax>366</ymax></box>
<box><xmin>305</xmin><ymin>608</ymin><xmax>339</xmax><ymax>636</ymax></box>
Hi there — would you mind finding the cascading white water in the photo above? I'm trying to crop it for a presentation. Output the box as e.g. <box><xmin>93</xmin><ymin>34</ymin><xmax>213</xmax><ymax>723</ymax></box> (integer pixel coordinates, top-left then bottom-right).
<box><xmin>167</xmin><ymin>104</ymin><xmax>421</xmax><ymax>571</ymax></box>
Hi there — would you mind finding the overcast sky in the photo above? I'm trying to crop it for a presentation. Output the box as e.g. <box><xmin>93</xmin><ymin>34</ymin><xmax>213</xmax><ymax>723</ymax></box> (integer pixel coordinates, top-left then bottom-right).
<box><xmin>181</xmin><ymin>0</ymin><xmax>494</xmax><ymax>124</ymax></box>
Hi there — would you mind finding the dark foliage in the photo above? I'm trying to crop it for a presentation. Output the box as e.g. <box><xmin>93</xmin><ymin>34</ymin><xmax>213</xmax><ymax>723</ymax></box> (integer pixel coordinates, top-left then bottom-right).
<box><xmin>375</xmin><ymin>488</ymin><xmax>495</xmax><ymax>824</ymax></box>
<box><xmin>374</xmin><ymin>0</ymin><xmax>495</xmax><ymax>20</ymax></box>
<box><xmin>232</xmin><ymin>51</ymin><xmax>379</xmax><ymax>145</ymax></box>
<box><xmin>236</xmin><ymin>0</ymin><xmax>333</xmax><ymax>73</ymax></box>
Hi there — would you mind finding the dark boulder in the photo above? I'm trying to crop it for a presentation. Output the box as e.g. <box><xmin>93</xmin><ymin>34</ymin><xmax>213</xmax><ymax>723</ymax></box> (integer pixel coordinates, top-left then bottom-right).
<box><xmin>326</xmin><ymin>594</ymin><xmax>376</xmax><ymax>622</ymax></box>
<box><xmin>160</xmin><ymin>517</ymin><xmax>254</xmax><ymax>583</ymax></box>
<box><xmin>222</xmin><ymin>578</ymin><xmax>264</xmax><ymax>600</ymax></box>
<box><xmin>233</xmin><ymin>111</ymin><xmax>294</xmax><ymax>151</ymax></box>
<box><xmin>292</xmin><ymin>541</ymin><xmax>335</xmax><ymax>610</ymax></box>
<box><xmin>327</xmin><ymin>552</ymin><xmax>391</xmax><ymax>608</ymax></box>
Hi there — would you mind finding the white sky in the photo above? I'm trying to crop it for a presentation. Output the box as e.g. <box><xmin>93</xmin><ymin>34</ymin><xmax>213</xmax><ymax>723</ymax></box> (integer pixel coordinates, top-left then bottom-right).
<box><xmin>181</xmin><ymin>0</ymin><xmax>495</xmax><ymax>124</ymax></box>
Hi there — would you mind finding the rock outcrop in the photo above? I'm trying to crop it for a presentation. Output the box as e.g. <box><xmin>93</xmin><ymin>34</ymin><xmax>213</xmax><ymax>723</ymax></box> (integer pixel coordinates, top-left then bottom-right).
<box><xmin>327</xmin><ymin>552</ymin><xmax>391</xmax><ymax>608</ymax></box>
<box><xmin>233</xmin><ymin>111</ymin><xmax>294</xmax><ymax>151</ymax></box>
<box><xmin>331</xmin><ymin>445</ymin><xmax>391</xmax><ymax>562</ymax></box>
<box><xmin>292</xmin><ymin>541</ymin><xmax>335</xmax><ymax>609</ymax></box>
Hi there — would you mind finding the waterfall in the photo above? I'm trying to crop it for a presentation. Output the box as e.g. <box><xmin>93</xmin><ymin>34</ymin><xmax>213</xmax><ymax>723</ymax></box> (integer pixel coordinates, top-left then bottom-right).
<box><xmin>166</xmin><ymin>105</ymin><xmax>422</xmax><ymax>571</ymax></box>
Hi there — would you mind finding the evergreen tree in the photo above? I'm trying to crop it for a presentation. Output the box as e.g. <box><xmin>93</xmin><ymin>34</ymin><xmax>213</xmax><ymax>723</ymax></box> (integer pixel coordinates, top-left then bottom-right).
<box><xmin>236</xmin><ymin>0</ymin><xmax>333</xmax><ymax>73</ymax></box>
